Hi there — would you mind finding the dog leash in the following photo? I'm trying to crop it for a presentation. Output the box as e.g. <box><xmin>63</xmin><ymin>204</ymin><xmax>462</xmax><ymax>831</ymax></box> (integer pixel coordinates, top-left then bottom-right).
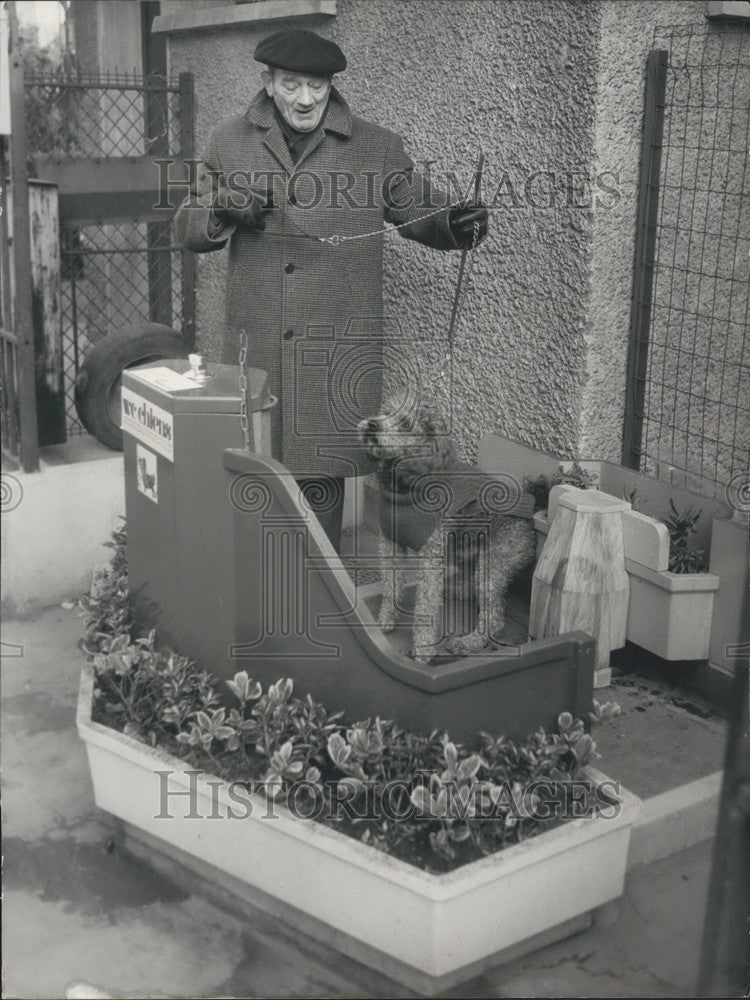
<box><xmin>235</xmin><ymin>149</ymin><xmax>486</xmax><ymax>442</ymax></box>
<box><xmin>439</xmin><ymin>147</ymin><xmax>484</xmax><ymax>380</ymax></box>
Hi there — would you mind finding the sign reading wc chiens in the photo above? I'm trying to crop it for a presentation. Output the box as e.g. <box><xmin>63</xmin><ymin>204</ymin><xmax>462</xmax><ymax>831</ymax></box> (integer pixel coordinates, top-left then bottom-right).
<box><xmin>121</xmin><ymin>387</ymin><xmax>174</xmax><ymax>461</ymax></box>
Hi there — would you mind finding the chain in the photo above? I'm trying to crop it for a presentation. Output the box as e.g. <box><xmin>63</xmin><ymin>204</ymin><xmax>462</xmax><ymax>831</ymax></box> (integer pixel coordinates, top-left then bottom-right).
<box><xmin>238</xmin><ymin>329</ymin><xmax>250</xmax><ymax>451</ymax></box>
<box><xmin>318</xmin><ymin>204</ymin><xmax>454</xmax><ymax>246</ymax></box>
<box><xmin>284</xmin><ymin>202</ymin><xmax>463</xmax><ymax>247</ymax></box>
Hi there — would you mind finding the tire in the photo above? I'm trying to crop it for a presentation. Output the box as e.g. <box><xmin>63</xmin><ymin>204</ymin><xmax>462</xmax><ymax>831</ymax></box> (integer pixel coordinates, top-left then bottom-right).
<box><xmin>74</xmin><ymin>323</ymin><xmax>190</xmax><ymax>451</ymax></box>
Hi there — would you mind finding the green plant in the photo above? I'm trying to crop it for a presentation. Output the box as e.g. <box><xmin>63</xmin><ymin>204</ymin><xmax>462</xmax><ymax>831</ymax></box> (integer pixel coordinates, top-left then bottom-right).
<box><xmin>665</xmin><ymin>499</ymin><xmax>706</xmax><ymax>574</ymax></box>
<box><xmin>524</xmin><ymin>462</ymin><xmax>599</xmax><ymax>514</ymax></box>
<box><xmin>553</xmin><ymin>462</ymin><xmax>599</xmax><ymax>491</ymax></box>
<box><xmin>622</xmin><ymin>485</ymin><xmax>640</xmax><ymax>511</ymax></box>
<box><xmin>524</xmin><ymin>474</ymin><xmax>552</xmax><ymax>513</ymax></box>
<box><xmin>82</xmin><ymin>524</ymin><xmax>621</xmax><ymax>874</ymax></box>
<box><xmin>90</xmin><ymin>629</ymin><xmax>219</xmax><ymax>747</ymax></box>
<box><xmin>79</xmin><ymin>519</ymin><xmax>131</xmax><ymax>650</ymax></box>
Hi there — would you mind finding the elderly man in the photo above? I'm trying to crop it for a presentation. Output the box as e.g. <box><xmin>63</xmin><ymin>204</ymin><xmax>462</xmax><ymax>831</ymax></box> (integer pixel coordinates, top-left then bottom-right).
<box><xmin>176</xmin><ymin>27</ymin><xmax>487</xmax><ymax>550</ymax></box>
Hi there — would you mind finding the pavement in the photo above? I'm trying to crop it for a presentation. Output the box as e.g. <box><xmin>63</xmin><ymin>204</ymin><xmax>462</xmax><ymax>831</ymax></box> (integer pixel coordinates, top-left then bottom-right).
<box><xmin>2</xmin><ymin>604</ymin><xmax>725</xmax><ymax>999</ymax></box>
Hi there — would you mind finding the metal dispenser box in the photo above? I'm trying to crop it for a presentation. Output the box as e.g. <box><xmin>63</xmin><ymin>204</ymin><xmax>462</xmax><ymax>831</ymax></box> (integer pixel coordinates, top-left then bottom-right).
<box><xmin>121</xmin><ymin>359</ymin><xmax>273</xmax><ymax>669</ymax></box>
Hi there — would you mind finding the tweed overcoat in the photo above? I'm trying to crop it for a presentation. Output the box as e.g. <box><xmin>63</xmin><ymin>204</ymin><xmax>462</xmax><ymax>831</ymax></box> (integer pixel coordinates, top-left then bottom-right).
<box><xmin>175</xmin><ymin>88</ymin><xmax>459</xmax><ymax>477</ymax></box>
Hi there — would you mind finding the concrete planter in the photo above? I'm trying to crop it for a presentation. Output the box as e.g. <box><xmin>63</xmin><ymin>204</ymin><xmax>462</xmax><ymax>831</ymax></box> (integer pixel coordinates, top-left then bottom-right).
<box><xmin>626</xmin><ymin>562</ymin><xmax>720</xmax><ymax>661</ymax></box>
<box><xmin>77</xmin><ymin>666</ymin><xmax>641</xmax><ymax>995</ymax></box>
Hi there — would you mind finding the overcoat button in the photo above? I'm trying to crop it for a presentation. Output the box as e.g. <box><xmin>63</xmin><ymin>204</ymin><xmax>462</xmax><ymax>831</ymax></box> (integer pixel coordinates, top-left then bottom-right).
<box><xmin>285</xmin><ymin>263</ymin><xmax>295</xmax><ymax>273</ymax></box>
<box><xmin>283</xmin><ymin>328</ymin><xmax>295</xmax><ymax>340</ymax></box>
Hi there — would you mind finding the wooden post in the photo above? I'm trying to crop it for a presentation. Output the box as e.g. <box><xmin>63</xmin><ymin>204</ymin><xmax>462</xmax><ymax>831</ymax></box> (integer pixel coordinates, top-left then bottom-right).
<box><xmin>529</xmin><ymin>489</ymin><xmax>631</xmax><ymax>688</ymax></box>
<box><xmin>29</xmin><ymin>180</ymin><xmax>66</xmax><ymax>445</ymax></box>
<box><xmin>8</xmin><ymin>0</ymin><xmax>39</xmax><ymax>471</ymax></box>
<box><xmin>142</xmin><ymin>12</ymin><xmax>173</xmax><ymax>331</ymax></box>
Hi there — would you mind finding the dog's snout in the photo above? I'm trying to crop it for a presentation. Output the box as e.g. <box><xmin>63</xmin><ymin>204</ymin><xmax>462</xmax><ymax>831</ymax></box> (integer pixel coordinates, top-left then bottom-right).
<box><xmin>366</xmin><ymin>418</ymin><xmax>379</xmax><ymax>434</ymax></box>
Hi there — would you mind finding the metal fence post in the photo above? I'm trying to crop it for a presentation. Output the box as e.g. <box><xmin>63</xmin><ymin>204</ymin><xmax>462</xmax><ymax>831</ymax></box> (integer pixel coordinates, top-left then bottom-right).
<box><xmin>621</xmin><ymin>49</ymin><xmax>668</xmax><ymax>472</ymax></box>
<box><xmin>178</xmin><ymin>71</ymin><xmax>195</xmax><ymax>349</ymax></box>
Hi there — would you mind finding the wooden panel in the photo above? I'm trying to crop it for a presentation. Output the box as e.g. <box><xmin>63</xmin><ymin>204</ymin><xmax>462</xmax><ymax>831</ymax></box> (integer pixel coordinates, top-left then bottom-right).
<box><xmin>32</xmin><ymin>156</ymin><xmax>189</xmax><ymax>224</ymax></box>
<box><xmin>9</xmin><ymin>6</ymin><xmax>39</xmax><ymax>470</ymax></box>
<box><xmin>29</xmin><ymin>181</ymin><xmax>65</xmax><ymax>445</ymax></box>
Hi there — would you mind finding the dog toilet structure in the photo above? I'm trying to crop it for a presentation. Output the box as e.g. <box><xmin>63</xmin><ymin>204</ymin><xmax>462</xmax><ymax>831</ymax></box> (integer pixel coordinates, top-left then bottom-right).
<box><xmin>122</xmin><ymin>360</ymin><xmax>596</xmax><ymax>742</ymax></box>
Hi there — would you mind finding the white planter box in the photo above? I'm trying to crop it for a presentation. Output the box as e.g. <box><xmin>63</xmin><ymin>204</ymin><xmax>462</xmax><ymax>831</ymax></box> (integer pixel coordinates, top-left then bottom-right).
<box><xmin>77</xmin><ymin>667</ymin><xmax>641</xmax><ymax>993</ymax></box>
<box><xmin>626</xmin><ymin>563</ymin><xmax>720</xmax><ymax>661</ymax></box>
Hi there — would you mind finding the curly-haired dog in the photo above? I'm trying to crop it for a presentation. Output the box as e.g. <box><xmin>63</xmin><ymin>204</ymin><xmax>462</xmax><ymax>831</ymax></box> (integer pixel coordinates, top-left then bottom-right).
<box><xmin>358</xmin><ymin>397</ymin><xmax>536</xmax><ymax>663</ymax></box>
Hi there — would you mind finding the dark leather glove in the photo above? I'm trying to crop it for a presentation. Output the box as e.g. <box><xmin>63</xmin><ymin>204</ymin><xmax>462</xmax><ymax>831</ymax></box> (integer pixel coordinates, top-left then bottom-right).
<box><xmin>211</xmin><ymin>183</ymin><xmax>274</xmax><ymax>231</ymax></box>
<box><xmin>449</xmin><ymin>202</ymin><xmax>488</xmax><ymax>248</ymax></box>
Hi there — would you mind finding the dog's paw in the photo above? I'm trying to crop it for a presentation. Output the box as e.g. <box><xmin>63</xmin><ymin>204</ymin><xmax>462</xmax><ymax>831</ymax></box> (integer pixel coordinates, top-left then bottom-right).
<box><xmin>410</xmin><ymin>646</ymin><xmax>435</xmax><ymax>664</ymax></box>
<box><xmin>378</xmin><ymin>620</ymin><xmax>396</xmax><ymax>634</ymax></box>
<box><xmin>445</xmin><ymin>631</ymin><xmax>490</xmax><ymax>657</ymax></box>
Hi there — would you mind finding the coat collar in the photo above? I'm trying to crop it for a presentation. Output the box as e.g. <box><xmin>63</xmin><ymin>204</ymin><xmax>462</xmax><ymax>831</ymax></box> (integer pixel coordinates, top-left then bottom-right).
<box><xmin>244</xmin><ymin>87</ymin><xmax>351</xmax><ymax>174</ymax></box>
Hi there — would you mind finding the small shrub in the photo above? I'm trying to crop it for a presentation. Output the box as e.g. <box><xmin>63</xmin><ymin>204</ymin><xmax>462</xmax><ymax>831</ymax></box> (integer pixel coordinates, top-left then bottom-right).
<box><xmin>622</xmin><ymin>485</ymin><xmax>640</xmax><ymax>511</ymax></box>
<box><xmin>524</xmin><ymin>474</ymin><xmax>552</xmax><ymax>513</ymax></box>
<box><xmin>553</xmin><ymin>462</ymin><xmax>599</xmax><ymax>491</ymax></box>
<box><xmin>524</xmin><ymin>462</ymin><xmax>599</xmax><ymax>513</ymax></box>
<box><xmin>665</xmin><ymin>499</ymin><xmax>706</xmax><ymax>574</ymax></box>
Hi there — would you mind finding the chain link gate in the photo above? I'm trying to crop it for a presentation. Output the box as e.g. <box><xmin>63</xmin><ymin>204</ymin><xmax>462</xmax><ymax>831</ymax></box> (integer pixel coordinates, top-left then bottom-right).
<box><xmin>624</xmin><ymin>21</ymin><xmax>750</xmax><ymax>501</ymax></box>
<box><xmin>24</xmin><ymin>69</ymin><xmax>195</xmax><ymax>435</ymax></box>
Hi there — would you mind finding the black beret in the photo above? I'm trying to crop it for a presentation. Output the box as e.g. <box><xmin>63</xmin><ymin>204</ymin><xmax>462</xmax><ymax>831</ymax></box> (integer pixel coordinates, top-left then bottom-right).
<box><xmin>254</xmin><ymin>28</ymin><xmax>346</xmax><ymax>75</ymax></box>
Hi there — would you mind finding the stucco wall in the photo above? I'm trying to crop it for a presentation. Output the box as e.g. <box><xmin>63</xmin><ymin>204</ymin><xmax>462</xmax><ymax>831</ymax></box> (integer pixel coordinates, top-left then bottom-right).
<box><xmin>165</xmin><ymin>0</ymin><xmax>719</xmax><ymax>467</ymax></box>
<box><xmin>333</xmin><ymin>0</ymin><xmax>604</xmax><ymax>462</ymax></box>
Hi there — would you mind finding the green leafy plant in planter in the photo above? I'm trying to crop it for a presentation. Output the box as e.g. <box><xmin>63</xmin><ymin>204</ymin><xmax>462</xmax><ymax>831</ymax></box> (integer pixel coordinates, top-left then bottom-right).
<box><xmin>81</xmin><ymin>524</ymin><xmax>622</xmax><ymax>874</ymax></box>
<box><xmin>622</xmin><ymin>485</ymin><xmax>640</xmax><ymax>511</ymax></box>
<box><xmin>524</xmin><ymin>462</ymin><xmax>599</xmax><ymax>513</ymax></box>
<box><xmin>665</xmin><ymin>499</ymin><xmax>706</xmax><ymax>574</ymax></box>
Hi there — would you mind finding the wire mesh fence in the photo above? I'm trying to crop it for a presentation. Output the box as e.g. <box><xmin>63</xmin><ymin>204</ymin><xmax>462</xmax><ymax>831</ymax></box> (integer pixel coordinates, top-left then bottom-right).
<box><xmin>24</xmin><ymin>69</ymin><xmax>184</xmax><ymax>159</ymax></box>
<box><xmin>60</xmin><ymin>222</ymin><xmax>185</xmax><ymax>435</ymax></box>
<box><xmin>638</xmin><ymin>21</ymin><xmax>749</xmax><ymax>500</ymax></box>
<box><xmin>24</xmin><ymin>70</ymin><xmax>192</xmax><ymax>436</ymax></box>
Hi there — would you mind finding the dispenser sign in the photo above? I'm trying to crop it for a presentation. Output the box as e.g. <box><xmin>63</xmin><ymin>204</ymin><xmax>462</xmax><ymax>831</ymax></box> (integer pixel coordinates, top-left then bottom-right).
<box><xmin>121</xmin><ymin>387</ymin><xmax>174</xmax><ymax>461</ymax></box>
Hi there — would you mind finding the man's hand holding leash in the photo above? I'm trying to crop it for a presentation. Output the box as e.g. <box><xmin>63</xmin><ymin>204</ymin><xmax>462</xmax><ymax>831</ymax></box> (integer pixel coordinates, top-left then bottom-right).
<box><xmin>211</xmin><ymin>182</ymin><xmax>275</xmax><ymax>232</ymax></box>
